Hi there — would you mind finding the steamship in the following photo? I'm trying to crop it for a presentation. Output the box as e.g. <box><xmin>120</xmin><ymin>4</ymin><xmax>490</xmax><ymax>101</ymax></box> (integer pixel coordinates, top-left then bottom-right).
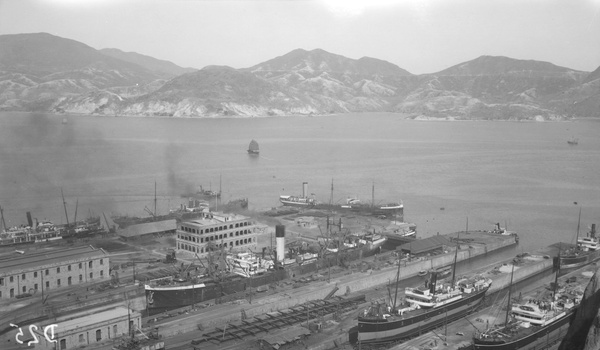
<box><xmin>280</xmin><ymin>182</ymin><xmax>407</xmax><ymax>220</ymax></box>
<box><xmin>146</xmin><ymin>224</ymin><xmax>296</xmax><ymax>313</ymax></box>
<box><xmin>357</xmin><ymin>271</ymin><xmax>492</xmax><ymax>343</ymax></box>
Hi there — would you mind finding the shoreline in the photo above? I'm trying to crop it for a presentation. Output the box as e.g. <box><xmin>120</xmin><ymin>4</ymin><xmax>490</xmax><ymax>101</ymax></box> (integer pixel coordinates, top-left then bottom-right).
<box><xmin>1</xmin><ymin>110</ymin><xmax>591</xmax><ymax>122</ymax></box>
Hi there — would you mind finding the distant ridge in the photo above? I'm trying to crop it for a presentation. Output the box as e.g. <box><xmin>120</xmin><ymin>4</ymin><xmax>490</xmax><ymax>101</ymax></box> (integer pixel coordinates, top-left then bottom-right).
<box><xmin>247</xmin><ymin>48</ymin><xmax>412</xmax><ymax>76</ymax></box>
<box><xmin>0</xmin><ymin>33</ymin><xmax>595</xmax><ymax>120</ymax></box>
<box><xmin>434</xmin><ymin>55</ymin><xmax>580</xmax><ymax>76</ymax></box>
<box><xmin>100</xmin><ymin>48</ymin><xmax>197</xmax><ymax>78</ymax></box>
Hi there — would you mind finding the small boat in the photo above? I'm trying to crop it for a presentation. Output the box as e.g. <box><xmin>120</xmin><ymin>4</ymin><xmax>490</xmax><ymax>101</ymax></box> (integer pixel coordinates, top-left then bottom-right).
<box><xmin>567</xmin><ymin>137</ymin><xmax>579</xmax><ymax>145</ymax></box>
<box><xmin>247</xmin><ymin>139</ymin><xmax>259</xmax><ymax>155</ymax></box>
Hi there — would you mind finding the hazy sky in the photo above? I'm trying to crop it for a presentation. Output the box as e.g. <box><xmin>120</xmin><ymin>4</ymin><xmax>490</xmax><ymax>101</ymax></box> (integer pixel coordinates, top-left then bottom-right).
<box><xmin>1</xmin><ymin>0</ymin><xmax>599</xmax><ymax>74</ymax></box>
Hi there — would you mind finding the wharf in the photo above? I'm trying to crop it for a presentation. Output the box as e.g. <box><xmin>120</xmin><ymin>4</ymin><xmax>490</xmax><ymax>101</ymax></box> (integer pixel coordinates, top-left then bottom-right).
<box><xmin>135</xmin><ymin>232</ymin><xmax>516</xmax><ymax>348</ymax></box>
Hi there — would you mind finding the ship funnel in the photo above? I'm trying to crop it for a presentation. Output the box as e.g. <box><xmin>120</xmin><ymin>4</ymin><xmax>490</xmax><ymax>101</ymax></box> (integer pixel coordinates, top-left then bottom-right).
<box><xmin>26</xmin><ymin>212</ymin><xmax>33</xmax><ymax>227</ymax></box>
<box><xmin>592</xmin><ymin>224</ymin><xmax>597</xmax><ymax>238</ymax></box>
<box><xmin>302</xmin><ymin>182</ymin><xmax>308</xmax><ymax>198</ymax></box>
<box><xmin>276</xmin><ymin>225</ymin><xmax>285</xmax><ymax>263</ymax></box>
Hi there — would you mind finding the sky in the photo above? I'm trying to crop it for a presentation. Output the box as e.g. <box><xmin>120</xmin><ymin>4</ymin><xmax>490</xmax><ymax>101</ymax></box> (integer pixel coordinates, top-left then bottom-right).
<box><xmin>0</xmin><ymin>0</ymin><xmax>599</xmax><ymax>75</ymax></box>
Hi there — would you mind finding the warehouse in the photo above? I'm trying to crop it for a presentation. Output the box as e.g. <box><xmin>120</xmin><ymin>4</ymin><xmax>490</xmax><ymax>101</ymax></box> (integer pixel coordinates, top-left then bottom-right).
<box><xmin>0</xmin><ymin>245</ymin><xmax>109</xmax><ymax>299</ymax></box>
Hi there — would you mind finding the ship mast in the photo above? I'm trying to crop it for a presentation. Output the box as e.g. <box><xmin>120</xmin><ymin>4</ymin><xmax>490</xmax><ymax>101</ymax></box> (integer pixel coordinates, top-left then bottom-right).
<box><xmin>392</xmin><ymin>253</ymin><xmax>402</xmax><ymax>310</ymax></box>
<box><xmin>504</xmin><ymin>264</ymin><xmax>515</xmax><ymax>326</ymax></box>
<box><xmin>371</xmin><ymin>181</ymin><xmax>374</xmax><ymax>208</ymax></box>
<box><xmin>451</xmin><ymin>226</ymin><xmax>461</xmax><ymax>286</ymax></box>
<box><xmin>61</xmin><ymin>188</ymin><xmax>70</xmax><ymax>227</ymax></box>
<box><xmin>329</xmin><ymin>178</ymin><xmax>334</xmax><ymax>206</ymax></box>
<box><xmin>575</xmin><ymin>206</ymin><xmax>582</xmax><ymax>250</ymax></box>
<box><xmin>0</xmin><ymin>205</ymin><xmax>6</xmax><ymax>233</ymax></box>
<box><xmin>154</xmin><ymin>181</ymin><xmax>157</xmax><ymax>220</ymax></box>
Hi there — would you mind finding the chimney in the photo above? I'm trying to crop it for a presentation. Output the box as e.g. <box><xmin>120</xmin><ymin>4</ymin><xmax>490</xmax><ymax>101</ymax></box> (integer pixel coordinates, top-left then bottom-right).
<box><xmin>276</xmin><ymin>225</ymin><xmax>285</xmax><ymax>263</ymax></box>
<box><xmin>26</xmin><ymin>212</ymin><xmax>33</xmax><ymax>227</ymax></box>
<box><xmin>303</xmin><ymin>182</ymin><xmax>308</xmax><ymax>198</ymax></box>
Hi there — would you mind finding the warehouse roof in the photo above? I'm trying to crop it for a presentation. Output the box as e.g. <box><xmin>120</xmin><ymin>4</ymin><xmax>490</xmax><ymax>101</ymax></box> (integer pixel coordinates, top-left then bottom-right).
<box><xmin>57</xmin><ymin>306</ymin><xmax>132</xmax><ymax>333</ymax></box>
<box><xmin>119</xmin><ymin>219</ymin><xmax>176</xmax><ymax>238</ymax></box>
<box><xmin>397</xmin><ymin>235</ymin><xmax>454</xmax><ymax>255</ymax></box>
<box><xmin>0</xmin><ymin>245</ymin><xmax>108</xmax><ymax>275</ymax></box>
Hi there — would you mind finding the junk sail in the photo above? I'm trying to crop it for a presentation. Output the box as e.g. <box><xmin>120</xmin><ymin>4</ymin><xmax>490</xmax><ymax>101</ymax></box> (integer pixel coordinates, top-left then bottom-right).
<box><xmin>247</xmin><ymin>139</ymin><xmax>259</xmax><ymax>155</ymax></box>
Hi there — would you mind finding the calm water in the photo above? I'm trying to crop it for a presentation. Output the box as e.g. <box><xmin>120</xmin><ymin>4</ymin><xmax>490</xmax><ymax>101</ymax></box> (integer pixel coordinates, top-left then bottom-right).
<box><xmin>1</xmin><ymin>112</ymin><xmax>599</xmax><ymax>252</ymax></box>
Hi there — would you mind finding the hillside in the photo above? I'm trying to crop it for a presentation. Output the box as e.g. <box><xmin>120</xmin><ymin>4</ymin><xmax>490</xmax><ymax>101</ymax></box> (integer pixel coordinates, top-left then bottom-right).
<box><xmin>0</xmin><ymin>33</ymin><xmax>595</xmax><ymax>120</ymax></box>
<box><xmin>99</xmin><ymin>48</ymin><xmax>197</xmax><ymax>78</ymax></box>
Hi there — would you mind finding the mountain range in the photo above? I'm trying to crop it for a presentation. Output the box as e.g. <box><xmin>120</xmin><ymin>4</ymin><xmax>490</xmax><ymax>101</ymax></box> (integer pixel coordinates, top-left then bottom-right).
<box><xmin>0</xmin><ymin>33</ymin><xmax>598</xmax><ymax>120</ymax></box>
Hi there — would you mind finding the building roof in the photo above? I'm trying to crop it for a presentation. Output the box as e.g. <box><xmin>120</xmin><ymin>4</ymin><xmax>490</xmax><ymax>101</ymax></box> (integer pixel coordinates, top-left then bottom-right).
<box><xmin>182</xmin><ymin>212</ymin><xmax>251</xmax><ymax>228</ymax></box>
<box><xmin>0</xmin><ymin>245</ymin><xmax>108</xmax><ymax>276</ymax></box>
<box><xmin>397</xmin><ymin>235</ymin><xmax>454</xmax><ymax>255</ymax></box>
<box><xmin>56</xmin><ymin>306</ymin><xmax>132</xmax><ymax>333</ymax></box>
<box><xmin>119</xmin><ymin>219</ymin><xmax>177</xmax><ymax>238</ymax></box>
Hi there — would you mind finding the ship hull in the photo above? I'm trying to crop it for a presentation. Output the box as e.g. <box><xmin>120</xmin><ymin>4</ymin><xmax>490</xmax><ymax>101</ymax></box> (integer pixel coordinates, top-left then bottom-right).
<box><xmin>279</xmin><ymin>198</ymin><xmax>315</xmax><ymax>207</ymax></box>
<box><xmin>560</xmin><ymin>250</ymin><xmax>600</xmax><ymax>269</ymax></box>
<box><xmin>473</xmin><ymin>309</ymin><xmax>575</xmax><ymax>350</ymax></box>
<box><xmin>146</xmin><ymin>283</ymin><xmax>209</xmax><ymax>311</ymax></box>
<box><xmin>357</xmin><ymin>288</ymin><xmax>488</xmax><ymax>343</ymax></box>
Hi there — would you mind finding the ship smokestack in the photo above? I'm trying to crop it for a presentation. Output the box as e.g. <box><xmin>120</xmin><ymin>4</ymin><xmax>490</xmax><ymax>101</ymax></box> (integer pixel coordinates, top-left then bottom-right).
<box><xmin>276</xmin><ymin>225</ymin><xmax>285</xmax><ymax>263</ymax></box>
<box><xmin>26</xmin><ymin>212</ymin><xmax>33</xmax><ymax>227</ymax></box>
<box><xmin>592</xmin><ymin>224</ymin><xmax>596</xmax><ymax>238</ymax></box>
<box><xmin>303</xmin><ymin>182</ymin><xmax>308</xmax><ymax>198</ymax></box>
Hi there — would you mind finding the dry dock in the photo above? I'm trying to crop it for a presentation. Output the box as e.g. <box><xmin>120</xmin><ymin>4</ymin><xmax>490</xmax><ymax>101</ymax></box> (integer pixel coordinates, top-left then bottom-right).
<box><xmin>391</xmin><ymin>263</ymin><xmax>595</xmax><ymax>350</ymax></box>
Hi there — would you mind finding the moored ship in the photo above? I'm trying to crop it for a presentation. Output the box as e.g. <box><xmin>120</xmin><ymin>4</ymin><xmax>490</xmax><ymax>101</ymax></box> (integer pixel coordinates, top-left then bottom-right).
<box><xmin>357</xmin><ymin>271</ymin><xmax>492</xmax><ymax>343</ymax></box>
<box><xmin>472</xmin><ymin>267</ymin><xmax>587</xmax><ymax>350</ymax></box>
<box><xmin>279</xmin><ymin>182</ymin><xmax>316</xmax><ymax>207</ymax></box>
<box><xmin>559</xmin><ymin>211</ymin><xmax>599</xmax><ymax>269</ymax></box>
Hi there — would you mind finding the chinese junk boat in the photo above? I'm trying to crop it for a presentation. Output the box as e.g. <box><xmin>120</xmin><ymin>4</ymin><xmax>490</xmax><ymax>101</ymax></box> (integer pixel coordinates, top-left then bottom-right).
<box><xmin>357</xmin><ymin>262</ymin><xmax>492</xmax><ymax>343</ymax></box>
<box><xmin>247</xmin><ymin>139</ymin><xmax>259</xmax><ymax>155</ymax></box>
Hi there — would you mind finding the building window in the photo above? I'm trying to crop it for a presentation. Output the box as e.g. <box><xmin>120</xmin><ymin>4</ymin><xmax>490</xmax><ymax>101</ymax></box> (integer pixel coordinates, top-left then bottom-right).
<box><xmin>22</xmin><ymin>273</ymin><xmax>26</xmax><ymax>280</ymax></box>
<box><xmin>57</xmin><ymin>279</ymin><xmax>61</xmax><ymax>286</ymax></box>
<box><xmin>60</xmin><ymin>338</ymin><xmax>66</xmax><ymax>350</ymax></box>
<box><xmin>79</xmin><ymin>263</ymin><xmax>82</xmax><ymax>269</ymax></box>
<box><xmin>113</xmin><ymin>325</ymin><xmax>117</xmax><ymax>337</ymax></box>
<box><xmin>34</xmin><ymin>272</ymin><xmax>38</xmax><ymax>278</ymax></box>
<box><xmin>68</xmin><ymin>265</ymin><xmax>72</xmax><ymax>271</ymax></box>
<box><xmin>22</xmin><ymin>286</ymin><xmax>26</xmax><ymax>293</ymax></box>
<box><xmin>34</xmin><ymin>284</ymin><xmax>38</xmax><ymax>290</ymax></box>
<box><xmin>45</xmin><ymin>281</ymin><xmax>49</xmax><ymax>289</ymax></box>
<box><xmin>57</xmin><ymin>267</ymin><xmax>60</xmax><ymax>273</ymax></box>
<box><xmin>10</xmin><ymin>289</ymin><xmax>14</xmax><ymax>298</ymax></box>
<box><xmin>79</xmin><ymin>334</ymin><xmax>85</xmax><ymax>343</ymax></box>
<box><xmin>100</xmin><ymin>259</ymin><xmax>103</xmax><ymax>265</ymax></box>
<box><xmin>100</xmin><ymin>270</ymin><xmax>104</xmax><ymax>277</ymax></box>
<box><xmin>10</xmin><ymin>276</ymin><xmax>13</xmax><ymax>283</ymax></box>
<box><xmin>89</xmin><ymin>261</ymin><xmax>93</xmax><ymax>268</ymax></box>
<box><xmin>45</xmin><ymin>269</ymin><xmax>49</xmax><ymax>276</ymax></box>
<box><xmin>96</xmin><ymin>329</ymin><xmax>102</xmax><ymax>341</ymax></box>
<box><xmin>90</xmin><ymin>272</ymin><xmax>93</xmax><ymax>279</ymax></box>
<box><xmin>0</xmin><ymin>278</ymin><xmax>3</xmax><ymax>286</ymax></box>
<box><xmin>79</xmin><ymin>274</ymin><xmax>83</xmax><ymax>281</ymax></box>
<box><xmin>0</xmin><ymin>291</ymin><xmax>2</xmax><ymax>298</ymax></box>
<box><xmin>68</xmin><ymin>277</ymin><xmax>72</xmax><ymax>285</ymax></box>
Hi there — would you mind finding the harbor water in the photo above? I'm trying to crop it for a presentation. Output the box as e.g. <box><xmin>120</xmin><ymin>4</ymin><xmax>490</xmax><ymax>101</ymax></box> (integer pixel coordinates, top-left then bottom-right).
<box><xmin>0</xmin><ymin>112</ymin><xmax>599</xmax><ymax>253</ymax></box>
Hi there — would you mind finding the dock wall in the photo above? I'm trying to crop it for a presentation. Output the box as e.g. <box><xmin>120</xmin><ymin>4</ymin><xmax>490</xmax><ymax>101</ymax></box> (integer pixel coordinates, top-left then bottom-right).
<box><xmin>155</xmin><ymin>234</ymin><xmax>518</xmax><ymax>338</ymax></box>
